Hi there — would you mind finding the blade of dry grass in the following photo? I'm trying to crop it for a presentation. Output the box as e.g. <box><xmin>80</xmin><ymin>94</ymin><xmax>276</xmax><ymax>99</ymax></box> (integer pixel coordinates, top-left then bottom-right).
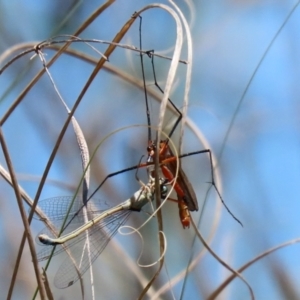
<box><xmin>129</xmin><ymin>4</ymin><xmax>182</xmax><ymax>298</ymax></box>
<box><xmin>191</xmin><ymin>217</ymin><xmax>255</xmax><ymax>300</ymax></box>
<box><xmin>42</xmin><ymin>268</ymin><xmax>54</xmax><ymax>300</ymax></box>
<box><xmin>208</xmin><ymin>238</ymin><xmax>300</xmax><ymax>299</ymax></box>
<box><xmin>36</xmin><ymin>48</ymin><xmax>96</xmax><ymax>297</ymax></box>
<box><xmin>0</xmin><ymin>127</ymin><xmax>46</xmax><ymax>299</ymax></box>
<box><xmin>6</xmin><ymin>1</ymin><xmax>116</xmax><ymax>298</ymax></box>
<box><xmin>168</xmin><ymin>0</ymin><xmax>193</xmax><ymax>156</ymax></box>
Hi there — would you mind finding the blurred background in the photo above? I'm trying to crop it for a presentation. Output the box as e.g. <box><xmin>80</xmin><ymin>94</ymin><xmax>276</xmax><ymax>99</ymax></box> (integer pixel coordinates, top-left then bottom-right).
<box><xmin>1</xmin><ymin>0</ymin><xmax>300</xmax><ymax>299</ymax></box>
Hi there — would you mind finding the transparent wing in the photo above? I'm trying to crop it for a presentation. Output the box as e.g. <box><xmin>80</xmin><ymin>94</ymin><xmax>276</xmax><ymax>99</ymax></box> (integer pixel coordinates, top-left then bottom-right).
<box><xmin>35</xmin><ymin>196</ymin><xmax>131</xmax><ymax>288</ymax></box>
<box><xmin>35</xmin><ymin>196</ymin><xmax>107</xmax><ymax>248</ymax></box>
<box><xmin>53</xmin><ymin>210</ymin><xmax>131</xmax><ymax>289</ymax></box>
<box><xmin>35</xmin><ymin>196</ymin><xmax>109</xmax><ymax>221</ymax></box>
<box><xmin>36</xmin><ymin>210</ymin><xmax>129</xmax><ymax>260</ymax></box>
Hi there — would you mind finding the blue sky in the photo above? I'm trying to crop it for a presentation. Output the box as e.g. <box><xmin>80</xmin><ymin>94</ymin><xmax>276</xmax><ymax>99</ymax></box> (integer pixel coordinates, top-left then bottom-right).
<box><xmin>1</xmin><ymin>1</ymin><xmax>300</xmax><ymax>299</ymax></box>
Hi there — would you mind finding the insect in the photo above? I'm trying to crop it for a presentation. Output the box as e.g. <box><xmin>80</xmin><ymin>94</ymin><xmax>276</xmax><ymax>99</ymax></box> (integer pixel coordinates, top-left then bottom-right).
<box><xmin>136</xmin><ymin>16</ymin><xmax>242</xmax><ymax>228</ymax></box>
<box><xmin>36</xmin><ymin>172</ymin><xmax>168</xmax><ymax>288</ymax></box>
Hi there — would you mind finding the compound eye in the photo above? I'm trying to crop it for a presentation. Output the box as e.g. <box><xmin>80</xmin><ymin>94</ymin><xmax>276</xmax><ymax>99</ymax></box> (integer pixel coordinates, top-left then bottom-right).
<box><xmin>161</xmin><ymin>185</ymin><xmax>169</xmax><ymax>198</ymax></box>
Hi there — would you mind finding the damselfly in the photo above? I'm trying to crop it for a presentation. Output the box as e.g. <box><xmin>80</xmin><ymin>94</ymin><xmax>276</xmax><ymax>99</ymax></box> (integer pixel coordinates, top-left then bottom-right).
<box><xmin>36</xmin><ymin>174</ymin><xmax>168</xmax><ymax>288</ymax></box>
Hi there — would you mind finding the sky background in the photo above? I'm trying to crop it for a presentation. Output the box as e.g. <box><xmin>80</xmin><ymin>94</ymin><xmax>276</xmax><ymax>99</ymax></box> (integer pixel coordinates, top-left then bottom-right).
<box><xmin>1</xmin><ymin>1</ymin><xmax>300</xmax><ymax>299</ymax></box>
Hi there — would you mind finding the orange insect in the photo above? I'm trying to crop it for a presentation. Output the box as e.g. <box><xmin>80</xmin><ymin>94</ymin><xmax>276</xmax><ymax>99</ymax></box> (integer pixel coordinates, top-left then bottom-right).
<box><xmin>147</xmin><ymin>140</ymin><xmax>198</xmax><ymax>228</ymax></box>
<box><xmin>138</xmin><ymin>35</ymin><xmax>241</xmax><ymax>227</ymax></box>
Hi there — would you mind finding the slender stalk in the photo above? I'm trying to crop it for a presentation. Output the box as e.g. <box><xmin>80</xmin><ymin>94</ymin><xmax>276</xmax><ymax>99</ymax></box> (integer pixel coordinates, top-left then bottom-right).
<box><xmin>0</xmin><ymin>126</ymin><xmax>46</xmax><ymax>300</ymax></box>
<box><xmin>7</xmin><ymin>1</ymin><xmax>116</xmax><ymax>298</ymax></box>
